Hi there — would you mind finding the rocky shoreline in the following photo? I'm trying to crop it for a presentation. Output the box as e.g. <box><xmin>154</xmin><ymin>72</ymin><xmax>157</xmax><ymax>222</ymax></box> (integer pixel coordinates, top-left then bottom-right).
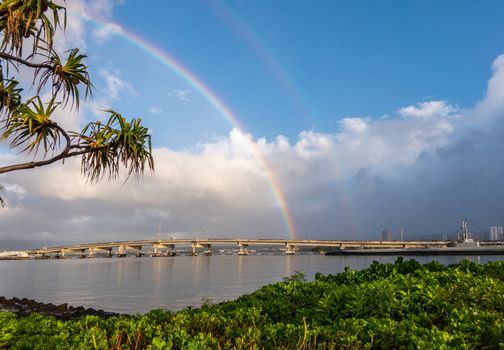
<box><xmin>0</xmin><ymin>296</ymin><xmax>119</xmax><ymax>320</ymax></box>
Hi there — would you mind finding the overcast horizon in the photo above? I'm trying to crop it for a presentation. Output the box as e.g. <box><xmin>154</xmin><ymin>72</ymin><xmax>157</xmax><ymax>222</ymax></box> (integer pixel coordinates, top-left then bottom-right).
<box><xmin>1</xmin><ymin>0</ymin><xmax>504</xmax><ymax>249</ymax></box>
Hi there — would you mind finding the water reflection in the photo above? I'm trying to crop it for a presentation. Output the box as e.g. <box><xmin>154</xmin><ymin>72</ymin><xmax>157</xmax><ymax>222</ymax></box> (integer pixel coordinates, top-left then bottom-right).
<box><xmin>1</xmin><ymin>254</ymin><xmax>503</xmax><ymax>314</ymax></box>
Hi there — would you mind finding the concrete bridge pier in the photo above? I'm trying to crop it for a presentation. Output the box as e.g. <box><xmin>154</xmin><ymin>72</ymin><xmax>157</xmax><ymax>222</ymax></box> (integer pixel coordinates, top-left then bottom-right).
<box><xmin>87</xmin><ymin>248</ymin><xmax>95</xmax><ymax>258</ymax></box>
<box><xmin>55</xmin><ymin>249</ymin><xmax>66</xmax><ymax>259</ymax></box>
<box><xmin>153</xmin><ymin>243</ymin><xmax>175</xmax><ymax>257</ymax></box>
<box><xmin>117</xmin><ymin>245</ymin><xmax>127</xmax><ymax>258</ymax></box>
<box><xmin>238</xmin><ymin>243</ymin><xmax>249</xmax><ymax>256</ymax></box>
<box><xmin>152</xmin><ymin>243</ymin><xmax>164</xmax><ymax>257</ymax></box>
<box><xmin>189</xmin><ymin>243</ymin><xmax>198</xmax><ymax>256</ymax></box>
<box><xmin>285</xmin><ymin>244</ymin><xmax>296</xmax><ymax>255</ymax></box>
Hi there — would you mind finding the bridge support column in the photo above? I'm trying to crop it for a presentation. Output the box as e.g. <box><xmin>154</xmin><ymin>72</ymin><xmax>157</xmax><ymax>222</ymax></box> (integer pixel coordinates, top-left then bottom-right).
<box><xmin>80</xmin><ymin>249</ymin><xmax>86</xmax><ymax>259</ymax></box>
<box><xmin>88</xmin><ymin>248</ymin><xmax>95</xmax><ymax>258</ymax></box>
<box><xmin>285</xmin><ymin>244</ymin><xmax>296</xmax><ymax>255</ymax></box>
<box><xmin>189</xmin><ymin>243</ymin><xmax>198</xmax><ymax>256</ymax></box>
<box><xmin>153</xmin><ymin>243</ymin><xmax>164</xmax><ymax>257</ymax></box>
<box><xmin>56</xmin><ymin>249</ymin><xmax>66</xmax><ymax>259</ymax></box>
<box><xmin>107</xmin><ymin>248</ymin><xmax>113</xmax><ymax>258</ymax></box>
<box><xmin>238</xmin><ymin>244</ymin><xmax>249</xmax><ymax>256</ymax></box>
<box><xmin>118</xmin><ymin>245</ymin><xmax>127</xmax><ymax>258</ymax></box>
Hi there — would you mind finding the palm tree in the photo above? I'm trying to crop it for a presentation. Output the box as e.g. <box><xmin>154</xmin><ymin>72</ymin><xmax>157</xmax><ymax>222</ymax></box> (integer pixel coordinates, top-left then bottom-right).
<box><xmin>0</xmin><ymin>184</ymin><xmax>4</xmax><ymax>207</ymax></box>
<box><xmin>0</xmin><ymin>0</ymin><xmax>154</xmax><ymax>204</ymax></box>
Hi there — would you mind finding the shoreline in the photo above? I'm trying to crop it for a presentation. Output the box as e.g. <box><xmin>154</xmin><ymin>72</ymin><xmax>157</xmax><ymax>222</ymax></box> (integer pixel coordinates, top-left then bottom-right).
<box><xmin>0</xmin><ymin>296</ymin><xmax>119</xmax><ymax>320</ymax></box>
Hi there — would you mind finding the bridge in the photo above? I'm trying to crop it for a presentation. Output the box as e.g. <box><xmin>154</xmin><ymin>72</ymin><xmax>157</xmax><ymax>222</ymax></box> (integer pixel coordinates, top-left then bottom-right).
<box><xmin>5</xmin><ymin>238</ymin><xmax>458</xmax><ymax>259</ymax></box>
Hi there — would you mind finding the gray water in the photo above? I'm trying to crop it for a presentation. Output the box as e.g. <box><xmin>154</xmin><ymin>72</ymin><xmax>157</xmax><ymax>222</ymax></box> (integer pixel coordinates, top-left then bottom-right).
<box><xmin>1</xmin><ymin>254</ymin><xmax>503</xmax><ymax>314</ymax></box>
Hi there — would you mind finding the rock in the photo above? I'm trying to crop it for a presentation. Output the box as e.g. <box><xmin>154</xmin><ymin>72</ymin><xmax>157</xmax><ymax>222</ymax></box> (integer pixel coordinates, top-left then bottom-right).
<box><xmin>55</xmin><ymin>303</ymin><xmax>68</xmax><ymax>312</ymax></box>
<box><xmin>0</xmin><ymin>296</ymin><xmax>120</xmax><ymax>320</ymax></box>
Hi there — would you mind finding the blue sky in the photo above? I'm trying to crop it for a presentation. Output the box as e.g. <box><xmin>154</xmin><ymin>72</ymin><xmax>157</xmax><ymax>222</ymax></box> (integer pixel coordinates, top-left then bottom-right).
<box><xmin>91</xmin><ymin>0</ymin><xmax>504</xmax><ymax>146</ymax></box>
<box><xmin>2</xmin><ymin>0</ymin><xmax>504</xmax><ymax>246</ymax></box>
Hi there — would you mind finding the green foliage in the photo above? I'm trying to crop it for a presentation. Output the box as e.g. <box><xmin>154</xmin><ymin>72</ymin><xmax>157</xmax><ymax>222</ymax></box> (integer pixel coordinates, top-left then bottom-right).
<box><xmin>37</xmin><ymin>47</ymin><xmax>93</xmax><ymax>110</ymax></box>
<box><xmin>3</xmin><ymin>96</ymin><xmax>60</xmax><ymax>154</ymax></box>
<box><xmin>0</xmin><ymin>67</ymin><xmax>21</xmax><ymax>113</ymax></box>
<box><xmin>282</xmin><ymin>270</ymin><xmax>307</xmax><ymax>283</ymax></box>
<box><xmin>2</xmin><ymin>258</ymin><xmax>504</xmax><ymax>349</ymax></box>
<box><xmin>77</xmin><ymin>111</ymin><xmax>154</xmax><ymax>182</ymax></box>
<box><xmin>0</xmin><ymin>0</ymin><xmax>65</xmax><ymax>56</ymax></box>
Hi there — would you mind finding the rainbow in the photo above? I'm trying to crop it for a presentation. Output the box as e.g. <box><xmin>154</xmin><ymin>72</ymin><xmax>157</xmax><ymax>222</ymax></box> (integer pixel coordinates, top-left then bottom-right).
<box><xmin>208</xmin><ymin>2</ymin><xmax>312</xmax><ymax>125</ymax></box>
<box><xmin>84</xmin><ymin>17</ymin><xmax>298</xmax><ymax>239</ymax></box>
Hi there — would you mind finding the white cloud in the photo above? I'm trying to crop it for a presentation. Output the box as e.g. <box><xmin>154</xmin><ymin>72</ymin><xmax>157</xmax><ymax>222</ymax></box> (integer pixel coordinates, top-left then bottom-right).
<box><xmin>93</xmin><ymin>22</ymin><xmax>123</xmax><ymax>43</ymax></box>
<box><xmin>339</xmin><ymin>117</ymin><xmax>370</xmax><ymax>133</ymax></box>
<box><xmin>467</xmin><ymin>54</ymin><xmax>504</xmax><ymax>125</ymax></box>
<box><xmin>52</xmin><ymin>0</ymin><xmax>124</xmax><ymax>51</ymax></box>
<box><xmin>168</xmin><ymin>89</ymin><xmax>192</xmax><ymax>102</ymax></box>
<box><xmin>3</xmin><ymin>54</ymin><xmax>504</xmax><ymax>244</ymax></box>
<box><xmin>398</xmin><ymin>101</ymin><xmax>458</xmax><ymax>120</ymax></box>
<box><xmin>149</xmin><ymin>107</ymin><xmax>162</xmax><ymax>116</ymax></box>
<box><xmin>54</xmin><ymin>0</ymin><xmax>88</xmax><ymax>52</ymax></box>
<box><xmin>54</xmin><ymin>0</ymin><xmax>123</xmax><ymax>51</ymax></box>
<box><xmin>98</xmin><ymin>69</ymin><xmax>136</xmax><ymax>102</ymax></box>
<box><xmin>0</xmin><ymin>103</ymin><xmax>460</xmax><ymax>241</ymax></box>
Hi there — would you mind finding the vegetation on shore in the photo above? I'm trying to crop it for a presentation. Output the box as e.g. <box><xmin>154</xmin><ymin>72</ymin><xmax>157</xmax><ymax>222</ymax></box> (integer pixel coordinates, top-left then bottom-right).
<box><xmin>1</xmin><ymin>258</ymin><xmax>504</xmax><ymax>349</ymax></box>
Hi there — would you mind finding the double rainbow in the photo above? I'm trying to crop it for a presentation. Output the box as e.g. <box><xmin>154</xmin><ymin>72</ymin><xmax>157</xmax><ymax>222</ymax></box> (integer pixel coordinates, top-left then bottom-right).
<box><xmin>85</xmin><ymin>18</ymin><xmax>298</xmax><ymax>239</ymax></box>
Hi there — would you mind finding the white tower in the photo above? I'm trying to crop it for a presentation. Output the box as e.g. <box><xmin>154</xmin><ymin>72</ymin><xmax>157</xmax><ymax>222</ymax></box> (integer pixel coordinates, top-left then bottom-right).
<box><xmin>458</xmin><ymin>219</ymin><xmax>471</xmax><ymax>242</ymax></box>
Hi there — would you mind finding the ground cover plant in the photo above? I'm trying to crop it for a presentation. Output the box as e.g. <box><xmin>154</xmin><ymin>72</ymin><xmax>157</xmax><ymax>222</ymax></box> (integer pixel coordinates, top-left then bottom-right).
<box><xmin>1</xmin><ymin>258</ymin><xmax>504</xmax><ymax>349</ymax></box>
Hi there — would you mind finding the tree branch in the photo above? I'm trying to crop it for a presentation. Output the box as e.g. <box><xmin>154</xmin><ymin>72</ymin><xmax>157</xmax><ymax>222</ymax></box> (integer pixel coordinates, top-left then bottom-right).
<box><xmin>0</xmin><ymin>51</ymin><xmax>53</xmax><ymax>70</ymax></box>
<box><xmin>0</xmin><ymin>121</ymin><xmax>72</xmax><ymax>174</ymax></box>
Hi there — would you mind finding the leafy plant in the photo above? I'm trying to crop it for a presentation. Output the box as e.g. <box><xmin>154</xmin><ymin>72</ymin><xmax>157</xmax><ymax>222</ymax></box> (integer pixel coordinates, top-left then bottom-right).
<box><xmin>282</xmin><ymin>270</ymin><xmax>307</xmax><ymax>283</ymax></box>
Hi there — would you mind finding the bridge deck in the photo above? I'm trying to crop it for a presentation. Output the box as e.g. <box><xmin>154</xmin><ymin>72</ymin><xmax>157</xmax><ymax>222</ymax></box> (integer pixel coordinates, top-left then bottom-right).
<box><xmin>25</xmin><ymin>238</ymin><xmax>453</xmax><ymax>255</ymax></box>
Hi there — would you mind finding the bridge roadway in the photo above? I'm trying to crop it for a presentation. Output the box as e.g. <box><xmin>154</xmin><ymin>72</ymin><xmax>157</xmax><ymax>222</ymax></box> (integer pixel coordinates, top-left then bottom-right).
<box><xmin>25</xmin><ymin>238</ymin><xmax>454</xmax><ymax>258</ymax></box>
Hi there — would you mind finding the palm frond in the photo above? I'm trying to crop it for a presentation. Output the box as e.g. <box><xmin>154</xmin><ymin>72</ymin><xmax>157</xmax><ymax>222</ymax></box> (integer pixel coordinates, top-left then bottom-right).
<box><xmin>1</xmin><ymin>96</ymin><xmax>61</xmax><ymax>156</ymax></box>
<box><xmin>0</xmin><ymin>0</ymin><xmax>65</xmax><ymax>56</ymax></box>
<box><xmin>77</xmin><ymin>111</ymin><xmax>154</xmax><ymax>183</ymax></box>
<box><xmin>0</xmin><ymin>65</ymin><xmax>22</xmax><ymax>115</ymax></box>
<box><xmin>36</xmin><ymin>48</ymin><xmax>93</xmax><ymax>110</ymax></box>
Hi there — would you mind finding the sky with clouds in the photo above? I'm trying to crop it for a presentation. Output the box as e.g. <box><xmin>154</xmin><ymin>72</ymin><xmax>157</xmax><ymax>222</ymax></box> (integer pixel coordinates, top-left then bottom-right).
<box><xmin>1</xmin><ymin>0</ymin><xmax>504</xmax><ymax>248</ymax></box>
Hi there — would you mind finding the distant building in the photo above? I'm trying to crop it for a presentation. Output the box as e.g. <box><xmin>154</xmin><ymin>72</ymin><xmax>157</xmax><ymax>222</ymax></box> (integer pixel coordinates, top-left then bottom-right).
<box><xmin>399</xmin><ymin>225</ymin><xmax>404</xmax><ymax>241</ymax></box>
<box><xmin>381</xmin><ymin>229</ymin><xmax>393</xmax><ymax>241</ymax></box>
<box><xmin>489</xmin><ymin>226</ymin><xmax>503</xmax><ymax>240</ymax></box>
<box><xmin>458</xmin><ymin>219</ymin><xmax>471</xmax><ymax>242</ymax></box>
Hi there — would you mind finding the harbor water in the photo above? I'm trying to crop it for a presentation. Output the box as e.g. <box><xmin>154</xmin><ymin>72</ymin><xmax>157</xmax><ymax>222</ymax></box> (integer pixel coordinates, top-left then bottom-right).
<box><xmin>1</xmin><ymin>254</ymin><xmax>504</xmax><ymax>314</ymax></box>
